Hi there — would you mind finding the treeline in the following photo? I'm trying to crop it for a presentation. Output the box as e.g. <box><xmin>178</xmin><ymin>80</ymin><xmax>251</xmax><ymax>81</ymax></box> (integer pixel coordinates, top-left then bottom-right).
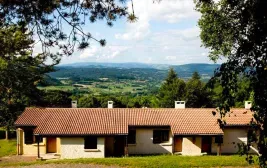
<box><xmin>71</xmin><ymin>69</ymin><xmax>251</xmax><ymax>108</ymax></box>
<box><xmin>49</xmin><ymin>67</ymin><xmax>167</xmax><ymax>82</ymax></box>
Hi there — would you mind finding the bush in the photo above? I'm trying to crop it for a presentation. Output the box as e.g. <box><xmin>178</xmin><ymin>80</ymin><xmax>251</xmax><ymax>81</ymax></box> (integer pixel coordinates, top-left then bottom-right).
<box><xmin>0</xmin><ymin>130</ymin><xmax>16</xmax><ymax>139</ymax></box>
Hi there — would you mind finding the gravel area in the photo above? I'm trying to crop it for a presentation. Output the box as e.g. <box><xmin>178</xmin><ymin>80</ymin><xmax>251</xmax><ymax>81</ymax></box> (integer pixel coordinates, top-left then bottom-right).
<box><xmin>0</xmin><ymin>156</ymin><xmax>121</xmax><ymax>168</ymax></box>
<box><xmin>0</xmin><ymin>155</ymin><xmax>36</xmax><ymax>163</ymax></box>
<box><xmin>5</xmin><ymin>163</ymin><xmax>121</xmax><ymax>168</ymax></box>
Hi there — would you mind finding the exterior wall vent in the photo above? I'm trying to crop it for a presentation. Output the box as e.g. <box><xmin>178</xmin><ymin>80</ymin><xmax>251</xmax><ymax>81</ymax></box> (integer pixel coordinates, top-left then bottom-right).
<box><xmin>72</xmin><ymin>100</ymin><xmax>77</xmax><ymax>108</ymax></box>
<box><xmin>108</xmin><ymin>101</ymin><xmax>113</xmax><ymax>109</ymax></box>
<box><xmin>175</xmin><ymin>101</ymin><xmax>185</xmax><ymax>109</ymax></box>
<box><xmin>245</xmin><ymin>101</ymin><xmax>252</xmax><ymax>109</ymax></box>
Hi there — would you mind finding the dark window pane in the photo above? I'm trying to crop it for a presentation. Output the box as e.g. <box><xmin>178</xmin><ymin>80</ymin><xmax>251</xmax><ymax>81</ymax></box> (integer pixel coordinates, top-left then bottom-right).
<box><xmin>128</xmin><ymin>130</ymin><xmax>136</xmax><ymax>144</ymax></box>
<box><xmin>84</xmin><ymin>136</ymin><xmax>97</xmax><ymax>149</ymax></box>
<box><xmin>34</xmin><ymin>135</ymin><xmax>43</xmax><ymax>143</ymax></box>
<box><xmin>24</xmin><ymin>129</ymin><xmax>33</xmax><ymax>144</ymax></box>
<box><xmin>215</xmin><ymin>136</ymin><xmax>223</xmax><ymax>143</ymax></box>
<box><xmin>153</xmin><ymin>130</ymin><xmax>169</xmax><ymax>144</ymax></box>
<box><xmin>162</xmin><ymin>130</ymin><xmax>169</xmax><ymax>142</ymax></box>
<box><xmin>153</xmin><ymin>130</ymin><xmax>162</xmax><ymax>144</ymax></box>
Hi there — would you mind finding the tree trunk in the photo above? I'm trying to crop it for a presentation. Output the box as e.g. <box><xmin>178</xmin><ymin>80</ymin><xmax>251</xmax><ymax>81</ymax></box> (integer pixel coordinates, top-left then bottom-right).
<box><xmin>5</xmin><ymin>130</ymin><xmax>9</xmax><ymax>140</ymax></box>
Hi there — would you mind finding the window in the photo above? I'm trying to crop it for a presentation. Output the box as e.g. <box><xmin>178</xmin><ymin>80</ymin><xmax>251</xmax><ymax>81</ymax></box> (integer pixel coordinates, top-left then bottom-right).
<box><xmin>34</xmin><ymin>135</ymin><xmax>43</xmax><ymax>143</ymax></box>
<box><xmin>84</xmin><ymin>136</ymin><xmax>97</xmax><ymax>149</ymax></box>
<box><xmin>153</xmin><ymin>130</ymin><xmax>169</xmax><ymax>144</ymax></box>
<box><xmin>24</xmin><ymin>129</ymin><xmax>33</xmax><ymax>144</ymax></box>
<box><xmin>215</xmin><ymin>136</ymin><xmax>223</xmax><ymax>144</ymax></box>
<box><xmin>128</xmin><ymin>130</ymin><xmax>136</xmax><ymax>144</ymax></box>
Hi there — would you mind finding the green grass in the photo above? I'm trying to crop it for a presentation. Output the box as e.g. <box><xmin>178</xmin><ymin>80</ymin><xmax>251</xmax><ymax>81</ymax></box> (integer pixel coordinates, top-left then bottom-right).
<box><xmin>38</xmin><ymin>86</ymin><xmax>75</xmax><ymax>91</ymax></box>
<box><xmin>0</xmin><ymin>155</ymin><xmax>256</xmax><ymax>167</ymax></box>
<box><xmin>0</xmin><ymin>139</ymin><xmax>17</xmax><ymax>157</ymax></box>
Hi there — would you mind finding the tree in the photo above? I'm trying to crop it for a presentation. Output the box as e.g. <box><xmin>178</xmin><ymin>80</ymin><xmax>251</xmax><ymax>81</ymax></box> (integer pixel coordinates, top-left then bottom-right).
<box><xmin>0</xmin><ymin>0</ymin><xmax>136</xmax><ymax>60</ymax></box>
<box><xmin>78</xmin><ymin>95</ymin><xmax>101</xmax><ymax>108</ymax></box>
<box><xmin>186</xmin><ymin>72</ymin><xmax>212</xmax><ymax>108</ymax></box>
<box><xmin>158</xmin><ymin>68</ymin><xmax>186</xmax><ymax>108</ymax></box>
<box><xmin>0</xmin><ymin>25</ymin><xmax>53</xmax><ymax>139</ymax></box>
<box><xmin>37</xmin><ymin>90</ymin><xmax>72</xmax><ymax>108</ymax></box>
<box><xmin>195</xmin><ymin>0</ymin><xmax>267</xmax><ymax>166</ymax></box>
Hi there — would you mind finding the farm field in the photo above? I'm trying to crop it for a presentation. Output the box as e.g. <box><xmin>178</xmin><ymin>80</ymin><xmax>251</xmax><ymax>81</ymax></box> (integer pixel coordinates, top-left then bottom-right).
<box><xmin>39</xmin><ymin>79</ymin><xmax>158</xmax><ymax>96</ymax></box>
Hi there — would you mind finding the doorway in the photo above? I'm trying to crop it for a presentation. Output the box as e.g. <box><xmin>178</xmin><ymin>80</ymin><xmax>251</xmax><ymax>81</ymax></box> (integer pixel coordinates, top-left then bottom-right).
<box><xmin>105</xmin><ymin>136</ymin><xmax>125</xmax><ymax>157</ymax></box>
<box><xmin>47</xmin><ymin>137</ymin><xmax>57</xmax><ymax>153</ymax></box>
<box><xmin>174</xmin><ymin>137</ymin><xmax>183</xmax><ymax>152</ymax></box>
<box><xmin>201</xmin><ymin>136</ymin><xmax>211</xmax><ymax>153</ymax></box>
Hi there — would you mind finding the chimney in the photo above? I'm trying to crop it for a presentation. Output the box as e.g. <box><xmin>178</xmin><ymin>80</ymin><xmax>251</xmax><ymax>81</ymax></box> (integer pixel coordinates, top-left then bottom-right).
<box><xmin>245</xmin><ymin>101</ymin><xmax>252</xmax><ymax>109</ymax></box>
<box><xmin>108</xmin><ymin>101</ymin><xmax>113</xmax><ymax>109</ymax></box>
<box><xmin>72</xmin><ymin>100</ymin><xmax>77</xmax><ymax>108</ymax></box>
<box><xmin>175</xmin><ymin>101</ymin><xmax>185</xmax><ymax>109</ymax></box>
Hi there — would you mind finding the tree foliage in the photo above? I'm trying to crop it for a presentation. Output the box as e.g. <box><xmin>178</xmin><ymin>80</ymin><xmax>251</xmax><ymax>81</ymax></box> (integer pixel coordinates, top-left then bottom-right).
<box><xmin>186</xmin><ymin>72</ymin><xmax>213</xmax><ymax>108</ymax></box>
<box><xmin>196</xmin><ymin>0</ymin><xmax>267</xmax><ymax>166</ymax></box>
<box><xmin>0</xmin><ymin>26</ymin><xmax>53</xmax><ymax>132</ymax></box>
<box><xmin>158</xmin><ymin>68</ymin><xmax>186</xmax><ymax>108</ymax></box>
<box><xmin>0</xmin><ymin>0</ymin><xmax>136</xmax><ymax>60</ymax></box>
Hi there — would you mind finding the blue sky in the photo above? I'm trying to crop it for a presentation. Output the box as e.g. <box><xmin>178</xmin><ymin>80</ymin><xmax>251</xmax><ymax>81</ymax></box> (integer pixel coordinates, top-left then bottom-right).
<box><xmin>36</xmin><ymin>0</ymin><xmax>224</xmax><ymax>65</ymax></box>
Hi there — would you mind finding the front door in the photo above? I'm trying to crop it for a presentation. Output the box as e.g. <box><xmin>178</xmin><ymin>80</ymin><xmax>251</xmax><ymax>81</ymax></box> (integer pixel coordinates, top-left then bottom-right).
<box><xmin>47</xmin><ymin>137</ymin><xmax>57</xmax><ymax>153</ymax></box>
<box><xmin>114</xmin><ymin>136</ymin><xmax>125</xmax><ymax>157</ymax></box>
<box><xmin>105</xmin><ymin>137</ymin><xmax>114</xmax><ymax>157</ymax></box>
<box><xmin>174</xmin><ymin>137</ymin><xmax>183</xmax><ymax>152</ymax></box>
<box><xmin>201</xmin><ymin>136</ymin><xmax>211</xmax><ymax>153</ymax></box>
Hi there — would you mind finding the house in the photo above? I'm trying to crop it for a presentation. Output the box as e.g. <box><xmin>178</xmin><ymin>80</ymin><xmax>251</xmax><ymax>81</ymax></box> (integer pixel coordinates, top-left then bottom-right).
<box><xmin>14</xmin><ymin>101</ymin><xmax>255</xmax><ymax>159</ymax></box>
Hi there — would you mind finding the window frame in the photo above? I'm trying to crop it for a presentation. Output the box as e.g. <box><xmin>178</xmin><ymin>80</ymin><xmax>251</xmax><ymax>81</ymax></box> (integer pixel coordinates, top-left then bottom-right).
<box><xmin>84</xmin><ymin>136</ymin><xmax>98</xmax><ymax>149</ymax></box>
<box><xmin>153</xmin><ymin>130</ymin><xmax>170</xmax><ymax>144</ymax></box>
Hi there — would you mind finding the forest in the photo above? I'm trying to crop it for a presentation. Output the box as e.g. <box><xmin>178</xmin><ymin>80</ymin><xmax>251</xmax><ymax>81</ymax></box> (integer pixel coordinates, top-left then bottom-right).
<box><xmin>38</xmin><ymin>67</ymin><xmax>252</xmax><ymax>109</ymax></box>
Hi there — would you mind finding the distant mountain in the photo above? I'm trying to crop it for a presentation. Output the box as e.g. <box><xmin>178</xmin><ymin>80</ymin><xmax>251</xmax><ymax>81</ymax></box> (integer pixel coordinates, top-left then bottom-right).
<box><xmin>59</xmin><ymin>62</ymin><xmax>170</xmax><ymax>70</ymax></box>
<box><xmin>51</xmin><ymin>63</ymin><xmax>220</xmax><ymax>81</ymax></box>
<box><xmin>171</xmin><ymin>63</ymin><xmax>220</xmax><ymax>79</ymax></box>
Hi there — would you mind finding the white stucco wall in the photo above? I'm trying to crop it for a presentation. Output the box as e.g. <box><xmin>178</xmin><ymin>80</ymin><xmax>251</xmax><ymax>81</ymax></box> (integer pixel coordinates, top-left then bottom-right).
<box><xmin>181</xmin><ymin>137</ymin><xmax>202</xmax><ymax>155</ymax></box>
<box><xmin>60</xmin><ymin>137</ymin><xmax>105</xmax><ymax>159</ymax></box>
<box><xmin>210</xmin><ymin>127</ymin><xmax>258</xmax><ymax>154</ymax></box>
<box><xmin>128</xmin><ymin>129</ymin><xmax>173</xmax><ymax>155</ymax></box>
<box><xmin>221</xmin><ymin>127</ymin><xmax>248</xmax><ymax>154</ymax></box>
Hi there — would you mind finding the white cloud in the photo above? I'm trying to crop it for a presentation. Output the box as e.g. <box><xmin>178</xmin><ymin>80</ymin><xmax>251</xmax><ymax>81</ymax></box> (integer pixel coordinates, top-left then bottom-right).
<box><xmin>79</xmin><ymin>45</ymin><xmax>130</xmax><ymax>60</ymax></box>
<box><xmin>138</xmin><ymin>56</ymin><xmax>153</xmax><ymax>63</ymax></box>
<box><xmin>115</xmin><ymin>0</ymin><xmax>199</xmax><ymax>41</ymax></box>
<box><xmin>151</xmin><ymin>27</ymin><xmax>201</xmax><ymax>50</ymax></box>
<box><xmin>165</xmin><ymin>56</ymin><xmax>177</xmax><ymax>60</ymax></box>
<box><xmin>79</xmin><ymin>46</ymin><xmax>98</xmax><ymax>59</ymax></box>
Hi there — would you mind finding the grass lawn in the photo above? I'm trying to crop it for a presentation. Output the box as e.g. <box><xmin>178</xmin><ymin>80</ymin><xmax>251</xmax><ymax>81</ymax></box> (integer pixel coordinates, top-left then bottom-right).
<box><xmin>0</xmin><ymin>140</ymin><xmax>257</xmax><ymax>167</ymax></box>
<box><xmin>0</xmin><ymin>139</ymin><xmax>17</xmax><ymax>157</ymax></box>
<box><xmin>0</xmin><ymin>155</ymin><xmax>257</xmax><ymax>167</ymax></box>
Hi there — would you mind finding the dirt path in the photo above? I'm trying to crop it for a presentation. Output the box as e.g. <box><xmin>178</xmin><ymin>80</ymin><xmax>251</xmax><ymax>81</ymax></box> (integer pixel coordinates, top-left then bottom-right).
<box><xmin>6</xmin><ymin>164</ymin><xmax>121</xmax><ymax>168</ymax></box>
<box><xmin>0</xmin><ymin>156</ymin><xmax>121</xmax><ymax>168</ymax></box>
<box><xmin>0</xmin><ymin>155</ymin><xmax>36</xmax><ymax>164</ymax></box>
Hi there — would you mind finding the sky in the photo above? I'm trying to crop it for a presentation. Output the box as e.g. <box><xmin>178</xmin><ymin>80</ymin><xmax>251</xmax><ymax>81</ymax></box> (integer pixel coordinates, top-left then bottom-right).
<box><xmin>37</xmin><ymin>0</ymin><xmax>224</xmax><ymax>65</ymax></box>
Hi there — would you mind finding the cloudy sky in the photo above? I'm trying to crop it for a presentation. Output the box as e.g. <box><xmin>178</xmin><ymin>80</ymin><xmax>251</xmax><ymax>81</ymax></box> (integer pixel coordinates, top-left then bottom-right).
<box><xmin>50</xmin><ymin>0</ymin><xmax>222</xmax><ymax>65</ymax></box>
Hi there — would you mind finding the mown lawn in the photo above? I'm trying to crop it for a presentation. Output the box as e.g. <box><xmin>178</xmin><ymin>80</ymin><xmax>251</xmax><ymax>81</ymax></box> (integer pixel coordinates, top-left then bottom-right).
<box><xmin>1</xmin><ymin>155</ymin><xmax>257</xmax><ymax>167</ymax></box>
<box><xmin>0</xmin><ymin>139</ymin><xmax>17</xmax><ymax>157</ymax></box>
<box><xmin>0</xmin><ymin>140</ymin><xmax>257</xmax><ymax>167</ymax></box>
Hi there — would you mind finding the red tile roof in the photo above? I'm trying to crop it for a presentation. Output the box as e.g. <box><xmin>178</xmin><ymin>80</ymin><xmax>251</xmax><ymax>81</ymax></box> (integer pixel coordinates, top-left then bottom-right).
<box><xmin>221</xmin><ymin>109</ymin><xmax>254</xmax><ymax>126</ymax></box>
<box><xmin>15</xmin><ymin>108</ymin><xmax>252</xmax><ymax>136</ymax></box>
